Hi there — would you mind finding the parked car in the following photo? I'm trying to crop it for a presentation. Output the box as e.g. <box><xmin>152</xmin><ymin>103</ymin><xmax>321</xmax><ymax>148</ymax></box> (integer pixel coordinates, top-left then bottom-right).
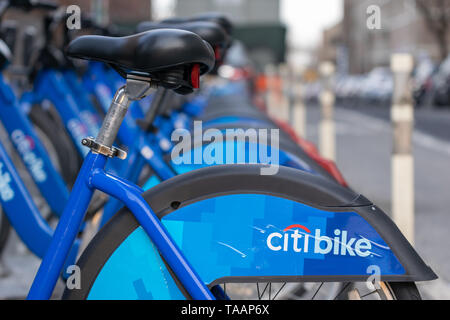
<box><xmin>412</xmin><ymin>56</ymin><xmax>436</xmax><ymax>107</ymax></box>
<box><xmin>358</xmin><ymin>67</ymin><xmax>393</xmax><ymax>105</ymax></box>
<box><xmin>304</xmin><ymin>81</ymin><xmax>322</xmax><ymax>103</ymax></box>
<box><xmin>429</xmin><ymin>54</ymin><xmax>450</xmax><ymax>107</ymax></box>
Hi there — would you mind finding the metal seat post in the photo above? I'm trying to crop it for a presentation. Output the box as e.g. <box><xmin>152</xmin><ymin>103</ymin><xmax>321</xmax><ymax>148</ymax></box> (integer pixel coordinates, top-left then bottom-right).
<box><xmin>83</xmin><ymin>76</ymin><xmax>154</xmax><ymax>158</ymax></box>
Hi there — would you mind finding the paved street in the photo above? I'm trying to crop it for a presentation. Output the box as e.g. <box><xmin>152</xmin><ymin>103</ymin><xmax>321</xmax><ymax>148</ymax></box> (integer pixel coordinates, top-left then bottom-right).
<box><xmin>306</xmin><ymin>103</ymin><xmax>450</xmax><ymax>299</ymax></box>
<box><xmin>0</xmin><ymin>103</ymin><xmax>449</xmax><ymax>299</ymax></box>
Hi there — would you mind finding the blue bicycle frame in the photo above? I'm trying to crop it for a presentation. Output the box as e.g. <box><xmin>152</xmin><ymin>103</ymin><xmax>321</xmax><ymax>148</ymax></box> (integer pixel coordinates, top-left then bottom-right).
<box><xmin>0</xmin><ymin>74</ymin><xmax>69</xmax><ymax>216</ymax></box>
<box><xmin>31</xmin><ymin>69</ymin><xmax>91</xmax><ymax>157</ymax></box>
<box><xmin>0</xmin><ymin>140</ymin><xmax>79</xmax><ymax>265</ymax></box>
<box><xmin>27</xmin><ymin>151</ymin><xmax>215</xmax><ymax>300</ymax></box>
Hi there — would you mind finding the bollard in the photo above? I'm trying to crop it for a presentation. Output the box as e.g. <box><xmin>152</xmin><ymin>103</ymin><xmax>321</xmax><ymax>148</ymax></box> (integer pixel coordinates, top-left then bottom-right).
<box><xmin>278</xmin><ymin>63</ymin><xmax>291</xmax><ymax>122</ymax></box>
<box><xmin>391</xmin><ymin>54</ymin><xmax>415</xmax><ymax>244</ymax></box>
<box><xmin>292</xmin><ymin>68</ymin><xmax>307</xmax><ymax>138</ymax></box>
<box><xmin>264</xmin><ymin>64</ymin><xmax>277</xmax><ymax>118</ymax></box>
<box><xmin>319</xmin><ymin>61</ymin><xmax>336</xmax><ymax>161</ymax></box>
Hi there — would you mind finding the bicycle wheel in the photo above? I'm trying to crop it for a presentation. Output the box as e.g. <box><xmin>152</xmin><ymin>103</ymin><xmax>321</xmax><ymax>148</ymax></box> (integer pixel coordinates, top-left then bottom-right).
<box><xmin>218</xmin><ymin>281</ymin><xmax>421</xmax><ymax>300</ymax></box>
<box><xmin>62</xmin><ymin>208</ymin><xmax>421</xmax><ymax>300</ymax></box>
<box><xmin>29</xmin><ymin>105</ymin><xmax>81</xmax><ymax>187</ymax></box>
<box><xmin>63</xmin><ymin>166</ymin><xmax>426</xmax><ymax>300</ymax></box>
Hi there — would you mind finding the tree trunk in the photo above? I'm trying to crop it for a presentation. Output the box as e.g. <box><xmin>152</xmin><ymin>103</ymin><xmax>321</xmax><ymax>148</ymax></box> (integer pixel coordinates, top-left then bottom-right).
<box><xmin>436</xmin><ymin>31</ymin><xmax>449</xmax><ymax>61</ymax></box>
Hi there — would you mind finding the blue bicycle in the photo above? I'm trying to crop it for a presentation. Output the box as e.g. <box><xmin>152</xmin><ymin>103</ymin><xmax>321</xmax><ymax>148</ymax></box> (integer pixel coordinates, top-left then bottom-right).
<box><xmin>0</xmin><ymin>4</ymin><xmax>324</xmax><ymax>266</ymax></box>
<box><xmin>21</xmin><ymin>27</ymin><xmax>436</xmax><ymax>300</ymax></box>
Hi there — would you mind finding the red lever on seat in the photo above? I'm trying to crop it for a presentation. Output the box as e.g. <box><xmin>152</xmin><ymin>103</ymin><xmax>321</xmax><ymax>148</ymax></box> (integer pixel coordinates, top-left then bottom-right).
<box><xmin>190</xmin><ymin>64</ymin><xmax>200</xmax><ymax>89</ymax></box>
<box><xmin>214</xmin><ymin>45</ymin><xmax>221</xmax><ymax>60</ymax></box>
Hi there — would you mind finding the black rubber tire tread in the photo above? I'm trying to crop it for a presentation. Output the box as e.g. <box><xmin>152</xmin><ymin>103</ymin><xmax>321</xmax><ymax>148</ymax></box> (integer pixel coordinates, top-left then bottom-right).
<box><xmin>388</xmin><ymin>282</ymin><xmax>422</xmax><ymax>300</ymax></box>
<box><xmin>29</xmin><ymin>105</ymin><xmax>81</xmax><ymax>187</ymax></box>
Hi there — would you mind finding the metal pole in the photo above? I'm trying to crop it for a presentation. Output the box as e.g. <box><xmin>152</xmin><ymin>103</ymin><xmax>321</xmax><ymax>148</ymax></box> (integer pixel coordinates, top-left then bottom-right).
<box><xmin>319</xmin><ymin>61</ymin><xmax>336</xmax><ymax>161</ymax></box>
<box><xmin>264</xmin><ymin>64</ymin><xmax>277</xmax><ymax>118</ymax></box>
<box><xmin>391</xmin><ymin>53</ymin><xmax>415</xmax><ymax>244</ymax></box>
<box><xmin>278</xmin><ymin>63</ymin><xmax>290</xmax><ymax>122</ymax></box>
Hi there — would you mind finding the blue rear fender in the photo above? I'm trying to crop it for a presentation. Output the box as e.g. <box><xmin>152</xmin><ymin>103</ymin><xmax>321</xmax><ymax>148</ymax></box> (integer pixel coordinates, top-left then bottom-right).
<box><xmin>93</xmin><ymin>165</ymin><xmax>436</xmax><ymax>300</ymax></box>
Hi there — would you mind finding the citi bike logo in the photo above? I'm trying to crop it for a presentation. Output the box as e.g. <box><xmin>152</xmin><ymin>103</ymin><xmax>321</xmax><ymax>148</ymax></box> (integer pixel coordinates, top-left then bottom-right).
<box><xmin>11</xmin><ymin>130</ymin><xmax>47</xmax><ymax>183</ymax></box>
<box><xmin>0</xmin><ymin>162</ymin><xmax>14</xmax><ymax>202</ymax></box>
<box><xmin>266</xmin><ymin>224</ymin><xmax>372</xmax><ymax>257</ymax></box>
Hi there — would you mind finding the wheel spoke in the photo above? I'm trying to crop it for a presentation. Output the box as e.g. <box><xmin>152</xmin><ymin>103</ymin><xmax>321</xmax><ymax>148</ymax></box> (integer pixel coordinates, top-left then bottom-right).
<box><xmin>272</xmin><ymin>283</ymin><xmax>287</xmax><ymax>300</ymax></box>
<box><xmin>269</xmin><ymin>283</ymin><xmax>272</xmax><ymax>300</ymax></box>
<box><xmin>219</xmin><ymin>281</ymin><xmax>391</xmax><ymax>300</ymax></box>
<box><xmin>311</xmin><ymin>282</ymin><xmax>324</xmax><ymax>300</ymax></box>
<box><xmin>259</xmin><ymin>283</ymin><xmax>270</xmax><ymax>299</ymax></box>
<box><xmin>360</xmin><ymin>290</ymin><xmax>377</xmax><ymax>299</ymax></box>
<box><xmin>333</xmin><ymin>282</ymin><xmax>351</xmax><ymax>300</ymax></box>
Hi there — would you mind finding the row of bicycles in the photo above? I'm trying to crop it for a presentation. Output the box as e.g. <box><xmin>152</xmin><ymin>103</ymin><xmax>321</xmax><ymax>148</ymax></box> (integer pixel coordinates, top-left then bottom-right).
<box><xmin>0</xmin><ymin>0</ymin><xmax>436</xmax><ymax>300</ymax></box>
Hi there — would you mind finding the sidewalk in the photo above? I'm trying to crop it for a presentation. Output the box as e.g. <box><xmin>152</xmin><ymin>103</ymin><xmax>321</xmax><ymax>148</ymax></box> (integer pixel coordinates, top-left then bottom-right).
<box><xmin>0</xmin><ymin>232</ymin><xmax>65</xmax><ymax>300</ymax></box>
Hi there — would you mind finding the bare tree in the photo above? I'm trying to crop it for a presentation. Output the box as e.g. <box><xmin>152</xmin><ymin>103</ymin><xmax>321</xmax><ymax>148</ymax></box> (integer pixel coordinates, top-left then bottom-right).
<box><xmin>416</xmin><ymin>0</ymin><xmax>450</xmax><ymax>61</ymax></box>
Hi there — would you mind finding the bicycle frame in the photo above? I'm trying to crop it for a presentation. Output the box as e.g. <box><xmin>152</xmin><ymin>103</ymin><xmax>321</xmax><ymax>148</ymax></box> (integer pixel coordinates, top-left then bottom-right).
<box><xmin>27</xmin><ymin>151</ymin><xmax>215</xmax><ymax>300</ymax></box>
<box><xmin>0</xmin><ymin>74</ymin><xmax>69</xmax><ymax>216</ymax></box>
<box><xmin>0</xmin><ymin>140</ymin><xmax>79</xmax><ymax>263</ymax></box>
<box><xmin>31</xmin><ymin>69</ymin><xmax>90</xmax><ymax>157</ymax></box>
<box><xmin>62</xmin><ymin>69</ymin><xmax>103</xmax><ymax>135</ymax></box>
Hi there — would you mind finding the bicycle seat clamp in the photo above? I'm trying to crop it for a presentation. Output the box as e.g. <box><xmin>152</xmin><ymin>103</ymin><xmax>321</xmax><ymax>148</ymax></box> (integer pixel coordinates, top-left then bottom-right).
<box><xmin>81</xmin><ymin>137</ymin><xmax>127</xmax><ymax>160</ymax></box>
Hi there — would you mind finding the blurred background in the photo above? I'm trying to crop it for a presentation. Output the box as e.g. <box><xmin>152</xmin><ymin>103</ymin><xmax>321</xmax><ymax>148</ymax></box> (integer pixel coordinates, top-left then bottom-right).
<box><xmin>5</xmin><ymin>0</ymin><xmax>450</xmax><ymax>108</ymax></box>
<box><xmin>0</xmin><ymin>0</ymin><xmax>449</xmax><ymax>299</ymax></box>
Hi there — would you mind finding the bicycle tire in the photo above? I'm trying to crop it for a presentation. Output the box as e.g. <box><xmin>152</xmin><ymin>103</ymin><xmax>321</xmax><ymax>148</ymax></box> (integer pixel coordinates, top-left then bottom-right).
<box><xmin>62</xmin><ymin>205</ymin><xmax>422</xmax><ymax>300</ymax></box>
<box><xmin>29</xmin><ymin>105</ymin><xmax>82</xmax><ymax>187</ymax></box>
<box><xmin>63</xmin><ymin>166</ymin><xmax>422</xmax><ymax>300</ymax></box>
<box><xmin>386</xmin><ymin>282</ymin><xmax>421</xmax><ymax>300</ymax></box>
<box><xmin>0</xmin><ymin>207</ymin><xmax>11</xmax><ymax>259</ymax></box>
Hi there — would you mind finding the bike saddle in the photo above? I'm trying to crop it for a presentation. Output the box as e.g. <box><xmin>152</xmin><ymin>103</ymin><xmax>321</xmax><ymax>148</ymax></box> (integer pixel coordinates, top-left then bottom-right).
<box><xmin>136</xmin><ymin>21</ymin><xmax>230</xmax><ymax>56</ymax></box>
<box><xmin>66</xmin><ymin>29</ymin><xmax>215</xmax><ymax>94</ymax></box>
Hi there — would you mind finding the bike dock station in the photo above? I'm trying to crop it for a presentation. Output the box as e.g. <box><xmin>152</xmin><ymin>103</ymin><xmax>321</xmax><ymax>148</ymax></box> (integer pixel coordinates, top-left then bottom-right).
<box><xmin>0</xmin><ymin>0</ymin><xmax>448</xmax><ymax>307</ymax></box>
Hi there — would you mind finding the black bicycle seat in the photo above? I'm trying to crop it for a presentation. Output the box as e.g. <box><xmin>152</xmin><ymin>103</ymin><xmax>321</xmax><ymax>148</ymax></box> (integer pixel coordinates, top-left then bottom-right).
<box><xmin>66</xmin><ymin>29</ymin><xmax>215</xmax><ymax>93</ymax></box>
<box><xmin>136</xmin><ymin>21</ymin><xmax>229</xmax><ymax>53</ymax></box>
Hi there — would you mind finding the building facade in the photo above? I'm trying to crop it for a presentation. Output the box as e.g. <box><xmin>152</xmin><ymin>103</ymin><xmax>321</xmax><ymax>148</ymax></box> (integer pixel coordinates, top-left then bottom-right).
<box><xmin>174</xmin><ymin>0</ymin><xmax>280</xmax><ymax>25</ymax></box>
<box><xmin>173</xmin><ymin>0</ymin><xmax>285</xmax><ymax>67</ymax></box>
<box><xmin>57</xmin><ymin>0</ymin><xmax>152</xmax><ymax>26</ymax></box>
<box><xmin>342</xmin><ymin>0</ymin><xmax>450</xmax><ymax>74</ymax></box>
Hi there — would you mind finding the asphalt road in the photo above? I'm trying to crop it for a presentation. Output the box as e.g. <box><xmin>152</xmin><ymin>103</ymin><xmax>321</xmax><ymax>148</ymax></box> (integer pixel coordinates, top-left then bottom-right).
<box><xmin>339</xmin><ymin>102</ymin><xmax>450</xmax><ymax>142</ymax></box>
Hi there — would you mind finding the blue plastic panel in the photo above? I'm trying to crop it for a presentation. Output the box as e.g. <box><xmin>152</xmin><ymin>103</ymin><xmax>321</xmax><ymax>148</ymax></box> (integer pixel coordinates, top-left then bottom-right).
<box><xmin>88</xmin><ymin>194</ymin><xmax>404</xmax><ymax>299</ymax></box>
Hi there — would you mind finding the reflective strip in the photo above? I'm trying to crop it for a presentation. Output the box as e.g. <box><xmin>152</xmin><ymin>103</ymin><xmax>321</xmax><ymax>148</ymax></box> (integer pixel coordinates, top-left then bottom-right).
<box><xmin>391</xmin><ymin>54</ymin><xmax>414</xmax><ymax>73</ymax></box>
<box><xmin>320</xmin><ymin>91</ymin><xmax>335</xmax><ymax>106</ymax></box>
<box><xmin>391</xmin><ymin>105</ymin><xmax>414</xmax><ymax>122</ymax></box>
